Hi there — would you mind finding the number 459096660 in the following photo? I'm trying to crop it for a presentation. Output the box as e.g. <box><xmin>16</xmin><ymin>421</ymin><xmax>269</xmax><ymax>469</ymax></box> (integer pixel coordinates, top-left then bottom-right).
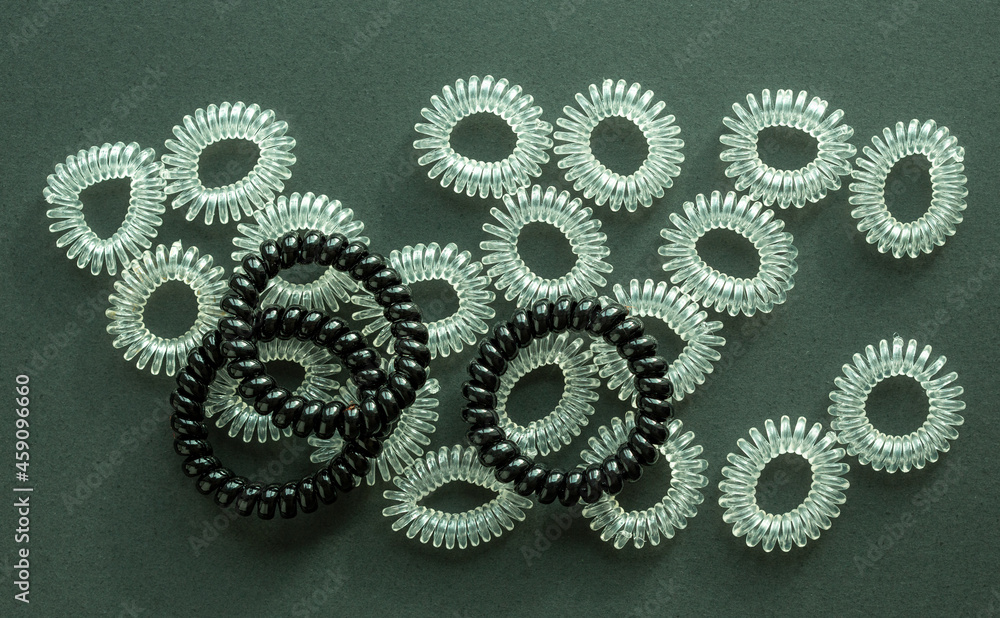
<box><xmin>15</xmin><ymin>375</ymin><xmax>30</xmax><ymax>476</ymax></box>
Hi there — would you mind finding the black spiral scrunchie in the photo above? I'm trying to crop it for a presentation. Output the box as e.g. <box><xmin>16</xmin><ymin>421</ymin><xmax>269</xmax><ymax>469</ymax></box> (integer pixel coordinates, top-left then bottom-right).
<box><xmin>169</xmin><ymin>230</ymin><xmax>432</xmax><ymax>519</ymax></box>
<box><xmin>461</xmin><ymin>296</ymin><xmax>675</xmax><ymax>507</ymax></box>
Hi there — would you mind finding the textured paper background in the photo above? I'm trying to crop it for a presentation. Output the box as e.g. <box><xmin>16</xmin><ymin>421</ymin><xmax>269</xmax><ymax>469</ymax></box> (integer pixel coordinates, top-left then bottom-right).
<box><xmin>0</xmin><ymin>0</ymin><xmax>997</xmax><ymax>615</ymax></box>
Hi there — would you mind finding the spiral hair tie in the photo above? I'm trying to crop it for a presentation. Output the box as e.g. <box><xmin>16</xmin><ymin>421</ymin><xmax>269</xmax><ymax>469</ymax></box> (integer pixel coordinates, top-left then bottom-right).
<box><xmin>719</xmin><ymin>89</ymin><xmax>856</xmax><ymax>209</ymax></box>
<box><xmin>828</xmin><ymin>336</ymin><xmax>965</xmax><ymax>473</ymax></box>
<box><xmin>106</xmin><ymin>241</ymin><xmax>227</xmax><ymax>376</ymax></box>
<box><xmin>719</xmin><ymin>415</ymin><xmax>850</xmax><ymax>552</ymax></box>
<box><xmin>462</xmin><ymin>296</ymin><xmax>676</xmax><ymax>507</ymax></box>
<box><xmin>413</xmin><ymin>75</ymin><xmax>552</xmax><ymax>198</ymax></box>
<box><xmin>232</xmin><ymin>192</ymin><xmax>368</xmax><ymax>312</ymax></box>
<box><xmin>658</xmin><ymin>190</ymin><xmax>798</xmax><ymax>317</ymax></box>
<box><xmin>592</xmin><ymin>279</ymin><xmax>725</xmax><ymax>402</ymax></box>
<box><xmin>351</xmin><ymin>242</ymin><xmax>495</xmax><ymax>359</ymax></box>
<box><xmin>43</xmin><ymin>142</ymin><xmax>165</xmax><ymax>276</ymax></box>
<box><xmin>205</xmin><ymin>337</ymin><xmax>343</xmax><ymax>443</ymax></box>
<box><xmin>217</xmin><ymin>230</ymin><xmax>431</xmax><ymax>442</ymax></box>
<box><xmin>849</xmin><ymin>119</ymin><xmax>967</xmax><ymax>258</ymax></box>
<box><xmin>481</xmin><ymin>185</ymin><xmax>613</xmax><ymax>306</ymax></box>
<box><xmin>493</xmin><ymin>332</ymin><xmax>600</xmax><ymax>458</ymax></box>
<box><xmin>170</xmin><ymin>329</ymin><xmax>367</xmax><ymax>520</ymax></box>
<box><xmin>382</xmin><ymin>445</ymin><xmax>533</xmax><ymax>549</ymax></box>
<box><xmin>172</xmin><ymin>229</ymin><xmax>434</xmax><ymax>519</ymax></box>
<box><xmin>162</xmin><ymin>101</ymin><xmax>296</xmax><ymax>224</ymax></box>
<box><xmin>309</xmin><ymin>370</ymin><xmax>441</xmax><ymax>485</ymax></box>
<box><xmin>581</xmin><ymin>413</ymin><xmax>708</xmax><ymax>549</ymax></box>
<box><xmin>554</xmin><ymin>79</ymin><xmax>684</xmax><ymax>212</ymax></box>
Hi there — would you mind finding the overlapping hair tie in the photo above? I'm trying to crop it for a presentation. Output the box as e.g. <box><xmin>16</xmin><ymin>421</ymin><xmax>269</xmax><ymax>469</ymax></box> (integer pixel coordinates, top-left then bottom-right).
<box><xmin>41</xmin><ymin>81</ymin><xmax>967</xmax><ymax>555</ymax></box>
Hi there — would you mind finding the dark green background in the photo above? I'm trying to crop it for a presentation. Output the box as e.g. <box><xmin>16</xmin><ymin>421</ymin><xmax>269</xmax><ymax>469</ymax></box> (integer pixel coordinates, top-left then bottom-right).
<box><xmin>1</xmin><ymin>1</ymin><xmax>997</xmax><ymax>615</ymax></box>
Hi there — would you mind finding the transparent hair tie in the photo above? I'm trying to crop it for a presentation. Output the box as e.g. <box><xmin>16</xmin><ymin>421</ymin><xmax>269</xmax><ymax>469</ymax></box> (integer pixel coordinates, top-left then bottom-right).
<box><xmin>382</xmin><ymin>445</ymin><xmax>533</xmax><ymax>549</ymax></box>
<box><xmin>43</xmin><ymin>142</ymin><xmax>165</xmax><ymax>276</ymax></box>
<box><xmin>106</xmin><ymin>241</ymin><xmax>227</xmax><ymax>376</ymax></box>
<box><xmin>828</xmin><ymin>336</ymin><xmax>965</xmax><ymax>473</ymax></box>
<box><xmin>581</xmin><ymin>412</ymin><xmax>708</xmax><ymax>549</ymax></box>
<box><xmin>413</xmin><ymin>75</ymin><xmax>552</xmax><ymax>198</ymax></box>
<box><xmin>591</xmin><ymin>279</ymin><xmax>724</xmax><ymax>402</ymax></box>
<box><xmin>554</xmin><ymin>78</ymin><xmax>684</xmax><ymax>212</ymax></box>
<box><xmin>161</xmin><ymin>101</ymin><xmax>296</xmax><ymax>224</ymax></box>
<box><xmin>849</xmin><ymin>120</ymin><xmax>967</xmax><ymax>258</ymax></box>
<box><xmin>310</xmin><ymin>368</ymin><xmax>440</xmax><ymax>485</ymax></box>
<box><xmin>658</xmin><ymin>190</ymin><xmax>798</xmax><ymax>317</ymax></box>
<box><xmin>481</xmin><ymin>184</ymin><xmax>613</xmax><ymax>307</ymax></box>
<box><xmin>205</xmin><ymin>337</ymin><xmax>343</xmax><ymax>443</ymax></box>
<box><xmin>351</xmin><ymin>242</ymin><xmax>495</xmax><ymax>359</ymax></box>
<box><xmin>493</xmin><ymin>331</ymin><xmax>600</xmax><ymax>458</ymax></box>
<box><xmin>231</xmin><ymin>192</ymin><xmax>368</xmax><ymax>312</ymax></box>
<box><xmin>719</xmin><ymin>415</ymin><xmax>850</xmax><ymax>552</ymax></box>
<box><xmin>719</xmin><ymin>88</ymin><xmax>856</xmax><ymax>209</ymax></box>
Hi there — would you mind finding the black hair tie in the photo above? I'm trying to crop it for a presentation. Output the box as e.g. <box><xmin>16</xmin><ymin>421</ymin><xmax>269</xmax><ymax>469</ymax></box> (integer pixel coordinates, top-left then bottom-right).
<box><xmin>461</xmin><ymin>296</ymin><xmax>675</xmax><ymax>507</ymax></box>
